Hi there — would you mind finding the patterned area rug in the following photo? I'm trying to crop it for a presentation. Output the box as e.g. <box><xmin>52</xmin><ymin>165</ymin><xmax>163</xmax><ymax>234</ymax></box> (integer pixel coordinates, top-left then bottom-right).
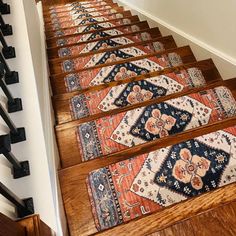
<box><xmin>56</xmin><ymin>23</ymin><xmax>143</xmax><ymax>46</ymax></box>
<box><xmin>87</xmin><ymin>125</ymin><xmax>236</xmax><ymax>231</ymax></box>
<box><xmin>70</xmin><ymin>67</ymin><xmax>206</xmax><ymax>119</ymax></box>
<box><xmin>64</xmin><ymin>52</ymin><xmax>183</xmax><ymax>91</ymax></box>
<box><xmin>61</xmin><ymin>41</ymin><xmax>165</xmax><ymax>72</ymax></box>
<box><xmin>49</xmin><ymin>1</ymin><xmax>110</xmax><ymax>13</ymax></box>
<box><xmin>52</xmin><ymin>12</ymin><xmax>127</xmax><ymax>30</ymax></box>
<box><xmin>58</xmin><ymin>31</ymin><xmax>152</xmax><ymax>57</ymax></box>
<box><xmin>76</xmin><ymin>86</ymin><xmax>236</xmax><ymax>161</ymax></box>
<box><xmin>54</xmin><ymin>18</ymin><xmax>135</xmax><ymax>38</ymax></box>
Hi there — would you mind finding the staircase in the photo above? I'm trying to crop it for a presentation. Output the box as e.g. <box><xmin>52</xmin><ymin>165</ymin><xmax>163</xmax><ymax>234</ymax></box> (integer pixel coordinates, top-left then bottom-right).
<box><xmin>42</xmin><ymin>1</ymin><xmax>236</xmax><ymax>235</ymax></box>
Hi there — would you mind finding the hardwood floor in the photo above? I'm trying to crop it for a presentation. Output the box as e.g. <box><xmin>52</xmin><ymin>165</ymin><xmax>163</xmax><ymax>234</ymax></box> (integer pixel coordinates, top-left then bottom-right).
<box><xmin>42</xmin><ymin>0</ymin><xmax>236</xmax><ymax>235</ymax></box>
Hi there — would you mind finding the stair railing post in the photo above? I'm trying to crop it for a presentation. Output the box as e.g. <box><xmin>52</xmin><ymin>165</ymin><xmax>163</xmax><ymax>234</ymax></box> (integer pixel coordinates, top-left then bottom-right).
<box><xmin>0</xmin><ymin>63</ymin><xmax>22</xmax><ymax>112</ymax></box>
<box><xmin>0</xmin><ymin>29</ymin><xmax>15</xmax><ymax>59</ymax></box>
<box><xmin>0</xmin><ymin>0</ymin><xmax>10</xmax><ymax>15</ymax></box>
<box><xmin>0</xmin><ymin>103</ymin><xmax>26</xmax><ymax>143</ymax></box>
<box><xmin>0</xmin><ymin>182</ymin><xmax>34</xmax><ymax>218</ymax></box>
<box><xmin>0</xmin><ymin>134</ymin><xmax>30</xmax><ymax>178</ymax></box>
<box><xmin>0</xmin><ymin>14</ymin><xmax>12</xmax><ymax>36</ymax></box>
<box><xmin>0</xmin><ymin>52</ymin><xmax>19</xmax><ymax>84</ymax></box>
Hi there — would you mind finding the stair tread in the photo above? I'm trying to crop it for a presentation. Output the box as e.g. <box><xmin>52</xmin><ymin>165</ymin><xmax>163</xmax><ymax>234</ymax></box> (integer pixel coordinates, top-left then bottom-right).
<box><xmin>52</xmin><ymin>59</ymin><xmax>221</xmax><ymax>125</ymax></box>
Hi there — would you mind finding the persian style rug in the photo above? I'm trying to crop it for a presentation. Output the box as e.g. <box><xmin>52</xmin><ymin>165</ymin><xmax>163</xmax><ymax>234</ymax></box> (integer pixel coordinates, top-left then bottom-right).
<box><xmin>49</xmin><ymin>1</ymin><xmax>109</xmax><ymax>13</ymax></box>
<box><xmin>58</xmin><ymin>31</ymin><xmax>152</xmax><ymax>57</ymax></box>
<box><xmin>54</xmin><ymin>18</ymin><xmax>135</xmax><ymax>38</ymax></box>
<box><xmin>61</xmin><ymin>41</ymin><xmax>165</xmax><ymax>72</ymax></box>
<box><xmin>70</xmin><ymin>67</ymin><xmax>206</xmax><ymax>119</ymax></box>
<box><xmin>64</xmin><ymin>52</ymin><xmax>183</xmax><ymax>91</ymax></box>
<box><xmin>50</xmin><ymin>8</ymin><xmax>119</xmax><ymax>25</ymax></box>
<box><xmin>76</xmin><ymin>86</ymin><xmax>236</xmax><ymax>161</ymax></box>
<box><xmin>87</xmin><ymin>125</ymin><xmax>236</xmax><ymax>231</ymax></box>
<box><xmin>52</xmin><ymin>12</ymin><xmax>126</xmax><ymax>30</ymax></box>
<box><xmin>56</xmin><ymin>23</ymin><xmax>143</xmax><ymax>46</ymax></box>
<box><xmin>50</xmin><ymin>4</ymin><xmax>114</xmax><ymax>19</ymax></box>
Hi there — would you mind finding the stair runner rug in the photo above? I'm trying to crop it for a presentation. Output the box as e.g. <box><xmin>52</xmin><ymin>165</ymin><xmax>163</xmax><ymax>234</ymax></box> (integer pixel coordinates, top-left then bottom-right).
<box><xmin>61</xmin><ymin>41</ymin><xmax>165</xmax><ymax>72</ymax></box>
<box><xmin>58</xmin><ymin>31</ymin><xmax>152</xmax><ymax>57</ymax></box>
<box><xmin>70</xmin><ymin>68</ymin><xmax>206</xmax><ymax>119</ymax></box>
<box><xmin>53</xmin><ymin>18</ymin><xmax>136</xmax><ymax>38</ymax></box>
<box><xmin>76</xmin><ymin>86</ymin><xmax>236</xmax><ymax>161</ymax></box>
<box><xmin>64</xmin><ymin>52</ymin><xmax>183</xmax><ymax>92</ymax></box>
<box><xmin>51</xmin><ymin>12</ymin><xmax>127</xmax><ymax>30</ymax></box>
<box><xmin>49</xmin><ymin>4</ymin><xmax>115</xmax><ymax>19</ymax></box>
<box><xmin>49</xmin><ymin>1</ymin><xmax>110</xmax><ymax>13</ymax></box>
<box><xmin>56</xmin><ymin>23</ymin><xmax>144</xmax><ymax>46</ymax></box>
<box><xmin>50</xmin><ymin>8</ymin><xmax>120</xmax><ymax>25</ymax></box>
<box><xmin>87</xmin><ymin>124</ymin><xmax>236</xmax><ymax>231</ymax></box>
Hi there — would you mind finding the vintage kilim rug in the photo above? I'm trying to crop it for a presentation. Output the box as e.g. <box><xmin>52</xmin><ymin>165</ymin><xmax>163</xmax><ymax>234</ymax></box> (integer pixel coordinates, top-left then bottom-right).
<box><xmin>52</xmin><ymin>12</ymin><xmax>127</xmax><ymax>30</ymax></box>
<box><xmin>58</xmin><ymin>31</ymin><xmax>152</xmax><ymax>57</ymax></box>
<box><xmin>54</xmin><ymin>18</ymin><xmax>136</xmax><ymax>38</ymax></box>
<box><xmin>64</xmin><ymin>52</ymin><xmax>183</xmax><ymax>92</ymax></box>
<box><xmin>70</xmin><ymin>67</ymin><xmax>206</xmax><ymax>119</ymax></box>
<box><xmin>62</xmin><ymin>41</ymin><xmax>165</xmax><ymax>72</ymax></box>
<box><xmin>56</xmin><ymin>24</ymin><xmax>144</xmax><ymax>46</ymax></box>
<box><xmin>87</xmin><ymin>125</ymin><xmax>236</xmax><ymax>231</ymax></box>
<box><xmin>76</xmin><ymin>86</ymin><xmax>236</xmax><ymax>161</ymax></box>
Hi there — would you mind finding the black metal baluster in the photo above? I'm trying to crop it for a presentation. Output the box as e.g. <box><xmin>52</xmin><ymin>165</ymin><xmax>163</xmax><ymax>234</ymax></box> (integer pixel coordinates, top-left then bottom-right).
<box><xmin>0</xmin><ymin>103</ymin><xmax>26</xmax><ymax>143</ymax></box>
<box><xmin>0</xmin><ymin>14</ymin><xmax>12</xmax><ymax>36</ymax></box>
<box><xmin>0</xmin><ymin>134</ymin><xmax>30</xmax><ymax>178</ymax></box>
<box><xmin>0</xmin><ymin>52</ymin><xmax>19</xmax><ymax>84</ymax></box>
<box><xmin>0</xmin><ymin>29</ymin><xmax>15</xmax><ymax>59</ymax></box>
<box><xmin>0</xmin><ymin>63</ymin><xmax>22</xmax><ymax>112</ymax></box>
<box><xmin>0</xmin><ymin>182</ymin><xmax>34</xmax><ymax>218</ymax></box>
<box><xmin>0</xmin><ymin>0</ymin><xmax>10</xmax><ymax>15</ymax></box>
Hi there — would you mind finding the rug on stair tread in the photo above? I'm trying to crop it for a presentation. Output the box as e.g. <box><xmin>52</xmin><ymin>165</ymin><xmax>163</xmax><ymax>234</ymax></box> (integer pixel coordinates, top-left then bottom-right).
<box><xmin>54</xmin><ymin>18</ymin><xmax>135</xmax><ymax>38</ymax></box>
<box><xmin>61</xmin><ymin>41</ymin><xmax>165</xmax><ymax>72</ymax></box>
<box><xmin>50</xmin><ymin>4</ymin><xmax>114</xmax><ymax>19</ymax></box>
<box><xmin>50</xmin><ymin>8</ymin><xmax>120</xmax><ymax>25</ymax></box>
<box><xmin>76</xmin><ymin>86</ymin><xmax>236</xmax><ymax>161</ymax></box>
<box><xmin>52</xmin><ymin>12</ymin><xmax>126</xmax><ymax>30</ymax></box>
<box><xmin>70</xmin><ymin>68</ymin><xmax>206</xmax><ymax>119</ymax></box>
<box><xmin>56</xmin><ymin>24</ymin><xmax>143</xmax><ymax>46</ymax></box>
<box><xmin>49</xmin><ymin>1</ymin><xmax>109</xmax><ymax>13</ymax></box>
<box><xmin>64</xmin><ymin>52</ymin><xmax>183</xmax><ymax>92</ymax></box>
<box><xmin>58</xmin><ymin>31</ymin><xmax>152</xmax><ymax>57</ymax></box>
<box><xmin>87</xmin><ymin>124</ymin><xmax>236</xmax><ymax>231</ymax></box>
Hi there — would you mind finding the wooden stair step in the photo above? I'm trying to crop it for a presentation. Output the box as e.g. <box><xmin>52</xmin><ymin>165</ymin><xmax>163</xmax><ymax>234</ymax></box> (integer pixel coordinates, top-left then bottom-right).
<box><xmin>55</xmin><ymin>78</ymin><xmax>236</xmax><ymax>168</ymax></box>
<box><xmin>45</xmin><ymin>15</ymin><xmax>140</xmax><ymax>39</ymax></box>
<box><xmin>44</xmin><ymin>3</ymin><xmax>119</xmax><ymax>22</ymax></box>
<box><xmin>46</xmin><ymin>21</ymin><xmax>150</xmax><ymax>48</ymax></box>
<box><xmin>49</xmin><ymin>37</ymin><xmax>176</xmax><ymax>75</ymax></box>
<box><xmin>58</xmin><ymin>84</ymin><xmax>236</xmax><ymax>235</ymax></box>
<box><xmin>44</xmin><ymin>5</ymin><xmax>123</xmax><ymax>25</ymax></box>
<box><xmin>44</xmin><ymin>0</ymin><xmax>114</xmax><ymax>13</ymax></box>
<box><xmin>50</xmin><ymin>46</ymin><xmax>196</xmax><ymax>94</ymax></box>
<box><xmin>45</xmin><ymin>10</ymin><xmax>132</xmax><ymax>31</ymax></box>
<box><xmin>47</xmin><ymin>27</ymin><xmax>161</xmax><ymax>59</ymax></box>
<box><xmin>52</xmin><ymin>59</ymin><xmax>221</xmax><ymax>125</ymax></box>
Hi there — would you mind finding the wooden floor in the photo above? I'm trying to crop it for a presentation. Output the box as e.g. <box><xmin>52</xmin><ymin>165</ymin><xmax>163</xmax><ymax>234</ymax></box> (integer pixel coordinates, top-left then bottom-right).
<box><xmin>42</xmin><ymin>0</ymin><xmax>236</xmax><ymax>235</ymax></box>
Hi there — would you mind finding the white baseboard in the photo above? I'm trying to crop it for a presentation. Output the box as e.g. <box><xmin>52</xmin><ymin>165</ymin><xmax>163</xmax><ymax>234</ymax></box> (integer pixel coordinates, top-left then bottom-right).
<box><xmin>115</xmin><ymin>0</ymin><xmax>236</xmax><ymax>79</ymax></box>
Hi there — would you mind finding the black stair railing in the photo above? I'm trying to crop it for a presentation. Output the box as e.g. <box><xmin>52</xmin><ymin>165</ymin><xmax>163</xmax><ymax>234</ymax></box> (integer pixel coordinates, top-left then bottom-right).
<box><xmin>0</xmin><ymin>14</ymin><xmax>12</xmax><ymax>36</ymax></box>
<box><xmin>0</xmin><ymin>0</ymin><xmax>10</xmax><ymax>15</ymax></box>
<box><xmin>0</xmin><ymin>134</ymin><xmax>30</xmax><ymax>179</ymax></box>
<box><xmin>0</xmin><ymin>29</ymin><xmax>15</xmax><ymax>59</ymax></box>
<box><xmin>0</xmin><ymin>63</ymin><xmax>22</xmax><ymax>112</ymax></box>
<box><xmin>0</xmin><ymin>182</ymin><xmax>34</xmax><ymax>218</ymax></box>
<box><xmin>0</xmin><ymin>52</ymin><xmax>19</xmax><ymax>84</ymax></box>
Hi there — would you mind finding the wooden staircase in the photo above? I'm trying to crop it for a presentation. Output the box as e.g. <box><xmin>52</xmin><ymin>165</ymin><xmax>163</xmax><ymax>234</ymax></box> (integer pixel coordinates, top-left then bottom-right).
<box><xmin>42</xmin><ymin>1</ymin><xmax>236</xmax><ymax>235</ymax></box>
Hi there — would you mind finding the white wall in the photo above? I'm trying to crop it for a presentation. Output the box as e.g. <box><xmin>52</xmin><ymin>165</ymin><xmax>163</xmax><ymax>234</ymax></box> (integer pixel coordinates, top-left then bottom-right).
<box><xmin>115</xmin><ymin>0</ymin><xmax>236</xmax><ymax>79</ymax></box>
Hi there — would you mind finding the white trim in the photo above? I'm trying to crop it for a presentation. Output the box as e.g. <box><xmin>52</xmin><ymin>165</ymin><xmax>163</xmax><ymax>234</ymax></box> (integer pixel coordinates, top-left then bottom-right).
<box><xmin>116</xmin><ymin>0</ymin><xmax>236</xmax><ymax>67</ymax></box>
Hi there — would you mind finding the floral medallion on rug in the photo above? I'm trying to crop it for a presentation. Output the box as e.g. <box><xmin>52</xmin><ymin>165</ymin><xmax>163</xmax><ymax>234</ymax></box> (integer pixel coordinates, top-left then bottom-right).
<box><xmin>87</xmin><ymin>125</ymin><xmax>236</xmax><ymax>230</ymax></box>
<box><xmin>76</xmin><ymin>86</ymin><xmax>236</xmax><ymax>161</ymax></box>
